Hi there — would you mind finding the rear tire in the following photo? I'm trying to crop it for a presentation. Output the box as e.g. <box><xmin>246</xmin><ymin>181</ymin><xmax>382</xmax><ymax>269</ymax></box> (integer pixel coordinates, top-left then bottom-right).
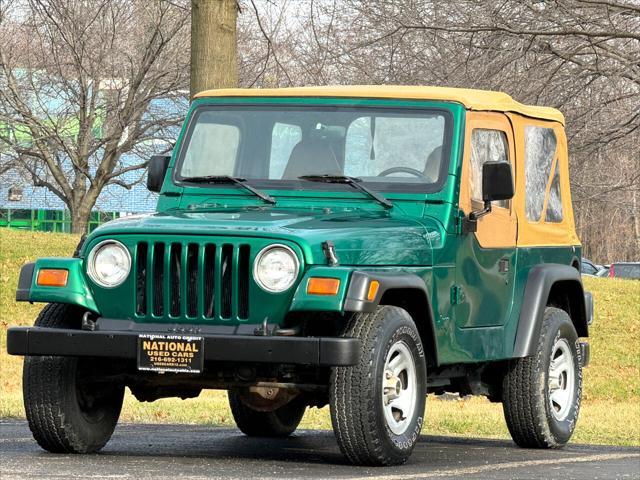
<box><xmin>330</xmin><ymin>306</ymin><xmax>427</xmax><ymax>466</ymax></box>
<box><xmin>228</xmin><ymin>391</ymin><xmax>306</xmax><ymax>437</ymax></box>
<box><xmin>23</xmin><ymin>303</ymin><xmax>124</xmax><ymax>453</ymax></box>
<box><xmin>502</xmin><ymin>307</ymin><xmax>582</xmax><ymax>448</ymax></box>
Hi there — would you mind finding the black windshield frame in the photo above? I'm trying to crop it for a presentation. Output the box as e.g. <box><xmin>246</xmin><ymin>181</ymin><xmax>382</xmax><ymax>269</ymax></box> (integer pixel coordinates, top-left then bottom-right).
<box><xmin>173</xmin><ymin>103</ymin><xmax>455</xmax><ymax>194</ymax></box>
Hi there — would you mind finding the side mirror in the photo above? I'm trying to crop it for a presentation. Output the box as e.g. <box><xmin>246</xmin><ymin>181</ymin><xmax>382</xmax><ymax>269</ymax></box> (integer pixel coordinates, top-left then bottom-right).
<box><xmin>482</xmin><ymin>161</ymin><xmax>514</xmax><ymax>202</ymax></box>
<box><xmin>147</xmin><ymin>155</ymin><xmax>170</xmax><ymax>193</ymax></box>
<box><xmin>463</xmin><ymin>161</ymin><xmax>514</xmax><ymax>233</ymax></box>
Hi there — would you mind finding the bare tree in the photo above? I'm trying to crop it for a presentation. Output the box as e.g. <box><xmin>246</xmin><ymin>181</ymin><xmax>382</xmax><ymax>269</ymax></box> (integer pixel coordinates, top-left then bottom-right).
<box><xmin>239</xmin><ymin>0</ymin><xmax>640</xmax><ymax>262</ymax></box>
<box><xmin>0</xmin><ymin>0</ymin><xmax>190</xmax><ymax>233</ymax></box>
<box><xmin>1</xmin><ymin>0</ymin><xmax>636</xmax><ymax>259</ymax></box>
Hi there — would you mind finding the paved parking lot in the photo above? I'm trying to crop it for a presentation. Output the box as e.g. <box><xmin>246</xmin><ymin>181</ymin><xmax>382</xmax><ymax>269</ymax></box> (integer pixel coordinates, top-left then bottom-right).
<box><xmin>1</xmin><ymin>420</ymin><xmax>638</xmax><ymax>479</ymax></box>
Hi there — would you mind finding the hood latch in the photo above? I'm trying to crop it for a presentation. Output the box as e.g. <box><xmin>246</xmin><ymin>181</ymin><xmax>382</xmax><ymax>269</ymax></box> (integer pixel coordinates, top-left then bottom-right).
<box><xmin>322</xmin><ymin>241</ymin><xmax>339</xmax><ymax>266</ymax></box>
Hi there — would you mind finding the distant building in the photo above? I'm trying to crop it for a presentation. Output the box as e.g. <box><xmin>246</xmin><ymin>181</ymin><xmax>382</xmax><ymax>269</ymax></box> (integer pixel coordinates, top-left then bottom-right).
<box><xmin>0</xmin><ymin>96</ymin><xmax>186</xmax><ymax>233</ymax></box>
<box><xmin>0</xmin><ymin>157</ymin><xmax>159</xmax><ymax>232</ymax></box>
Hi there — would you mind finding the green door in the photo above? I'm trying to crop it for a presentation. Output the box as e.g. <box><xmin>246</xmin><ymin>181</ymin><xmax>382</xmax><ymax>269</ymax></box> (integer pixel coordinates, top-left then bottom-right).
<box><xmin>455</xmin><ymin>112</ymin><xmax>518</xmax><ymax>328</ymax></box>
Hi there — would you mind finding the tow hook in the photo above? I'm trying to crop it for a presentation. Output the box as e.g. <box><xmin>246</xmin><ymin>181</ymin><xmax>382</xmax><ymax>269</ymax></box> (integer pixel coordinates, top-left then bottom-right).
<box><xmin>253</xmin><ymin>317</ymin><xmax>301</xmax><ymax>337</ymax></box>
<box><xmin>81</xmin><ymin>312</ymin><xmax>96</xmax><ymax>331</ymax></box>
<box><xmin>254</xmin><ymin>317</ymin><xmax>273</xmax><ymax>336</ymax></box>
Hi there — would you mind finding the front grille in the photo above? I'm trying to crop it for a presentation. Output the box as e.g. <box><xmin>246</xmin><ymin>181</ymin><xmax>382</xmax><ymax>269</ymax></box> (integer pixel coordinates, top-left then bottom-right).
<box><xmin>135</xmin><ymin>241</ymin><xmax>251</xmax><ymax>320</ymax></box>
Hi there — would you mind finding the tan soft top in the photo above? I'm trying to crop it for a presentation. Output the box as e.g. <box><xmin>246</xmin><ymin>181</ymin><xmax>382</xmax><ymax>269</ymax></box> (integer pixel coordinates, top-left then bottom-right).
<box><xmin>194</xmin><ymin>85</ymin><xmax>565</xmax><ymax>124</ymax></box>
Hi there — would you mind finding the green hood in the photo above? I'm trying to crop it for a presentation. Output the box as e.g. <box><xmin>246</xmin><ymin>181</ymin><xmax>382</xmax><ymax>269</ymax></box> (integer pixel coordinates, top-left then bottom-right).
<box><xmin>87</xmin><ymin>207</ymin><xmax>443</xmax><ymax>266</ymax></box>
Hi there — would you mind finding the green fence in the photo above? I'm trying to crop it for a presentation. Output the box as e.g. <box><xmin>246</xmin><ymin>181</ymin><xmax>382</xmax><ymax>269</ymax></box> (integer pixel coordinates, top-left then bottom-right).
<box><xmin>0</xmin><ymin>209</ymin><xmax>119</xmax><ymax>233</ymax></box>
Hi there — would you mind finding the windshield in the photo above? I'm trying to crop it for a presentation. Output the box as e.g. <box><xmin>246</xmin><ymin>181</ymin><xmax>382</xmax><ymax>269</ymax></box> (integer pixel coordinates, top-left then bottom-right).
<box><xmin>176</xmin><ymin>105</ymin><xmax>452</xmax><ymax>191</ymax></box>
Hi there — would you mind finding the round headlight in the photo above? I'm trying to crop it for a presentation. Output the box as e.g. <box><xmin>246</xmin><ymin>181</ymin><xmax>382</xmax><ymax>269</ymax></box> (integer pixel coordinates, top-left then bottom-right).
<box><xmin>253</xmin><ymin>245</ymin><xmax>300</xmax><ymax>293</ymax></box>
<box><xmin>87</xmin><ymin>240</ymin><xmax>131</xmax><ymax>288</ymax></box>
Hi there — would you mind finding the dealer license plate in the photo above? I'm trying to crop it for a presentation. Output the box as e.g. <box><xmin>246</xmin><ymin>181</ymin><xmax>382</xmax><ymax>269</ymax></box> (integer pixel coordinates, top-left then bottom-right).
<box><xmin>137</xmin><ymin>334</ymin><xmax>204</xmax><ymax>374</ymax></box>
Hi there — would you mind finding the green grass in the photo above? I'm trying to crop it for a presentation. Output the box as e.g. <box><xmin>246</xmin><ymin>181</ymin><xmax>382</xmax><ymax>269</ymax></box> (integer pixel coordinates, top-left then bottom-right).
<box><xmin>1</xmin><ymin>228</ymin><xmax>639</xmax><ymax>446</ymax></box>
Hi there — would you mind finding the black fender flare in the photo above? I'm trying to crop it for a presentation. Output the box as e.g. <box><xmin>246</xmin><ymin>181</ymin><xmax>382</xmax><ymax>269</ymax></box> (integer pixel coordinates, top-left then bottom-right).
<box><xmin>16</xmin><ymin>262</ymin><xmax>35</xmax><ymax>302</ymax></box>
<box><xmin>513</xmin><ymin>264</ymin><xmax>590</xmax><ymax>358</ymax></box>
<box><xmin>344</xmin><ymin>271</ymin><xmax>438</xmax><ymax>365</ymax></box>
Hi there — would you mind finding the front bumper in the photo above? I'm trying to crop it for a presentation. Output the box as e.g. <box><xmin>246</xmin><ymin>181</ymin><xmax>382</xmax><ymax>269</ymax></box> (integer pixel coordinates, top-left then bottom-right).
<box><xmin>6</xmin><ymin>327</ymin><xmax>360</xmax><ymax>367</ymax></box>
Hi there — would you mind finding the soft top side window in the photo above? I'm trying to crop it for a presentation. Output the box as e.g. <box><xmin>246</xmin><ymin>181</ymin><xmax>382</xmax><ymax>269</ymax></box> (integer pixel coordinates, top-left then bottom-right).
<box><xmin>524</xmin><ymin>126</ymin><xmax>563</xmax><ymax>223</ymax></box>
<box><xmin>470</xmin><ymin>129</ymin><xmax>510</xmax><ymax>209</ymax></box>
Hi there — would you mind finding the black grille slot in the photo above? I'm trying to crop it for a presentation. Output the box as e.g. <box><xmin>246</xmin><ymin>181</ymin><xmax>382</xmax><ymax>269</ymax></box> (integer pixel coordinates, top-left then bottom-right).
<box><xmin>152</xmin><ymin>243</ymin><xmax>165</xmax><ymax>316</ymax></box>
<box><xmin>221</xmin><ymin>244</ymin><xmax>233</xmax><ymax>319</ymax></box>
<box><xmin>238</xmin><ymin>245</ymin><xmax>250</xmax><ymax>319</ymax></box>
<box><xmin>186</xmin><ymin>244</ymin><xmax>199</xmax><ymax>318</ymax></box>
<box><xmin>136</xmin><ymin>242</ymin><xmax>148</xmax><ymax>315</ymax></box>
<box><xmin>203</xmin><ymin>244</ymin><xmax>216</xmax><ymax>318</ymax></box>
<box><xmin>169</xmin><ymin>243</ymin><xmax>182</xmax><ymax>317</ymax></box>
<box><xmin>135</xmin><ymin>240</ymin><xmax>254</xmax><ymax>320</ymax></box>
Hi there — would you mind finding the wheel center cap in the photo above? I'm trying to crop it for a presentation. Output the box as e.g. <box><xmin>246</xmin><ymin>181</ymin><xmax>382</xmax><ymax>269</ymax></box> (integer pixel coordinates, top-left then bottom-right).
<box><xmin>383</xmin><ymin>370</ymin><xmax>401</xmax><ymax>405</ymax></box>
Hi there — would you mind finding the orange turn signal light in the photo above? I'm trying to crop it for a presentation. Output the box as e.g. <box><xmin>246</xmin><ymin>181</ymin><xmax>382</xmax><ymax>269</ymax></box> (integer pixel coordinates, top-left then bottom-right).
<box><xmin>37</xmin><ymin>269</ymin><xmax>69</xmax><ymax>287</ymax></box>
<box><xmin>307</xmin><ymin>277</ymin><xmax>341</xmax><ymax>296</ymax></box>
<box><xmin>367</xmin><ymin>280</ymin><xmax>380</xmax><ymax>301</ymax></box>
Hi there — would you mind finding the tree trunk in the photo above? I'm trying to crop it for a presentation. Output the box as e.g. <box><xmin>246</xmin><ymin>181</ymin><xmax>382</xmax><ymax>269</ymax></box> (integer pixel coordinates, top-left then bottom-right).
<box><xmin>69</xmin><ymin>203</ymin><xmax>93</xmax><ymax>235</ymax></box>
<box><xmin>633</xmin><ymin>189</ymin><xmax>640</xmax><ymax>253</ymax></box>
<box><xmin>190</xmin><ymin>0</ymin><xmax>238</xmax><ymax>99</ymax></box>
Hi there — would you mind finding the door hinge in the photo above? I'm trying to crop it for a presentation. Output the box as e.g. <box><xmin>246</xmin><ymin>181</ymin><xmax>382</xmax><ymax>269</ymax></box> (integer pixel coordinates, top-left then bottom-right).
<box><xmin>456</xmin><ymin>210</ymin><xmax>477</xmax><ymax>235</ymax></box>
<box><xmin>450</xmin><ymin>285</ymin><xmax>465</xmax><ymax>305</ymax></box>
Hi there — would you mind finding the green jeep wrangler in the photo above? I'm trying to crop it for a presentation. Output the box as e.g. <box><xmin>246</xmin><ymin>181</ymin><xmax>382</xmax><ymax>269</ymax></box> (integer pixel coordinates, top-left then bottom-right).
<box><xmin>8</xmin><ymin>86</ymin><xmax>593</xmax><ymax>466</ymax></box>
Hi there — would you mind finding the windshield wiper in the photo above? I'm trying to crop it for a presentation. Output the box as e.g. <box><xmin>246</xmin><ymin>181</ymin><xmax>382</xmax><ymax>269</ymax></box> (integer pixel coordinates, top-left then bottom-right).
<box><xmin>298</xmin><ymin>175</ymin><xmax>393</xmax><ymax>209</ymax></box>
<box><xmin>181</xmin><ymin>175</ymin><xmax>276</xmax><ymax>205</ymax></box>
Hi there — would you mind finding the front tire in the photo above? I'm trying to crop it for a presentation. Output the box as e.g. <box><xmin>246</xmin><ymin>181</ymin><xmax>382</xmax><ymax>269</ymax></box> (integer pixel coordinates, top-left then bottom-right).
<box><xmin>330</xmin><ymin>306</ymin><xmax>427</xmax><ymax>466</ymax></box>
<box><xmin>23</xmin><ymin>303</ymin><xmax>124</xmax><ymax>453</ymax></box>
<box><xmin>502</xmin><ymin>307</ymin><xmax>582</xmax><ymax>448</ymax></box>
<box><xmin>228</xmin><ymin>391</ymin><xmax>306</xmax><ymax>437</ymax></box>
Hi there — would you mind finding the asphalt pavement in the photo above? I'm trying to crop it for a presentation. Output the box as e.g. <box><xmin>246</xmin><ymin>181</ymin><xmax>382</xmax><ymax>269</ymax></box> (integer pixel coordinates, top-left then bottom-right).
<box><xmin>1</xmin><ymin>420</ymin><xmax>638</xmax><ymax>479</ymax></box>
